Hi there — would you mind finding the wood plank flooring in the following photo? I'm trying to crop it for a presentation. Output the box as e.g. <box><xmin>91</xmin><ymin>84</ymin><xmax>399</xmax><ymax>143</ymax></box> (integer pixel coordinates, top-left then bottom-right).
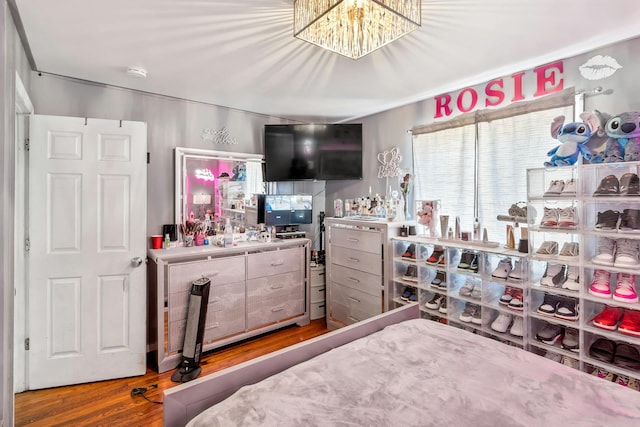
<box><xmin>15</xmin><ymin>319</ymin><xmax>329</xmax><ymax>427</ymax></box>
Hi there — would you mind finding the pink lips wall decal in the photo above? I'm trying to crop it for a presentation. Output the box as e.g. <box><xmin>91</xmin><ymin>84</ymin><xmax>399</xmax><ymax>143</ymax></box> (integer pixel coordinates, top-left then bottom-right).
<box><xmin>579</xmin><ymin>55</ymin><xmax>622</xmax><ymax>80</ymax></box>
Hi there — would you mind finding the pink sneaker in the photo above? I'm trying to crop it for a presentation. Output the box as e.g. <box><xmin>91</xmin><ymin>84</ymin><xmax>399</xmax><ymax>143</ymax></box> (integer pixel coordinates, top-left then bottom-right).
<box><xmin>589</xmin><ymin>269</ymin><xmax>612</xmax><ymax>298</ymax></box>
<box><xmin>613</xmin><ymin>273</ymin><xmax>639</xmax><ymax>303</ymax></box>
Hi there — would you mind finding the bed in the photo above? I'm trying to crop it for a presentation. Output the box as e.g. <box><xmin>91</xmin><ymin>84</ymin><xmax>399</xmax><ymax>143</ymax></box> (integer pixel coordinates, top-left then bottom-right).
<box><xmin>164</xmin><ymin>304</ymin><xmax>640</xmax><ymax>426</ymax></box>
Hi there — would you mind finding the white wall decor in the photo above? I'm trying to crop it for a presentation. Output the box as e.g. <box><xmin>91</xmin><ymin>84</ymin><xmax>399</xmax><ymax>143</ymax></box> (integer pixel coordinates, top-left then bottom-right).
<box><xmin>377</xmin><ymin>147</ymin><xmax>402</xmax><ymax>178</ymax></box>
<box><xmin>579</xmin><ymin>55</ymin><xmax>622</xmax><ymax>80</ymax></box>
<box><xmin>201</xmin><ymin>127</ymin><xmax>238</xmax><ymax>145</ymax></box>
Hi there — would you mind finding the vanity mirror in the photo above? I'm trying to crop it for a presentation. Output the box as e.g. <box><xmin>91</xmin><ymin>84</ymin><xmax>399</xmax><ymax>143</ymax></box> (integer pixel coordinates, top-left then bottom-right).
<box><xmin>174</xmin><ymin>147</ymin><xmax>265</xmax><ymax>231</ymax></box>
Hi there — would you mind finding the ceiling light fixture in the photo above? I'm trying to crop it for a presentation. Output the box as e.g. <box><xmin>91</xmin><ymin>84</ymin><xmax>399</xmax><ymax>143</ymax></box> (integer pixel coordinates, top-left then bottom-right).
<box><xmin>294</xmin><ymin>0</ymin><xmax>421</xmax><ymax>60</ymax></box>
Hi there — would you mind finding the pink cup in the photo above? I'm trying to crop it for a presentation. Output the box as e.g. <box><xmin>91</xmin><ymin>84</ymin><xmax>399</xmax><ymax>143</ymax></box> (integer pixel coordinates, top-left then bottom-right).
<box><xmin>151</xmin><ymin>235</ymin><xmax>163</xmax><ymax>249</ymax></box>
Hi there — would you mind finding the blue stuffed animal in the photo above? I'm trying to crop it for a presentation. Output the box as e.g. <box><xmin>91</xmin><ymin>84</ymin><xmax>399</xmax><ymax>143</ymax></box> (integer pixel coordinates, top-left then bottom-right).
<box><xmin>600</xmin><ymin>112</ymin><xmax>640</xmax><ymax>162</ymax></box>
<box><xmin>230</xmin><ymin>163</ymin><xmax>247</xmax><ymax>181</ymax></box>
<box><xmin>544</xmin><ymin>113</ymin><xmax>598</xmax><ymax>166</ymax></box>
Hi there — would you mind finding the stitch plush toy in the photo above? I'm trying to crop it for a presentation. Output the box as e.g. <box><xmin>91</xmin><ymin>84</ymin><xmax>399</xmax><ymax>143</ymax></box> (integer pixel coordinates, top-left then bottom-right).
<box><xmin>544</xmin><ymin>112</ymin><xmax>600</xmax><ymax>166</ymax></box>
<box><xmin>601</xmin><ymin>111</ymin><xmax>640</xmax><ymax>162</ymax></box>
<box><xmin>230</xmin><ymin>163</ymin><xmax>247</xmax><ymax>181</ymax></box>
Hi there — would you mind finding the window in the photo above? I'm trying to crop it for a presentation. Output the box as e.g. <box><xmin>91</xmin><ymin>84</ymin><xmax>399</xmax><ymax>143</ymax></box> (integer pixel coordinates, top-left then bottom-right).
<box><xmin>412</xmin><ymin>92</ymin><xmax>574</xmax><ymax>243</ymax></box>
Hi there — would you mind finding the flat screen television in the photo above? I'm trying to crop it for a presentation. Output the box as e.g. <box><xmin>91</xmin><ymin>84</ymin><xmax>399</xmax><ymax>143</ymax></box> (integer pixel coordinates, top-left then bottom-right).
<box><xmin>263</xmin><ymin>124</ymin><xmax>363</xmax><ymax>181</ymax></box>
<box><xmin>263</xmin><ymin>194</ymin><xmax>313</xmax><ymax>226</ymax></box>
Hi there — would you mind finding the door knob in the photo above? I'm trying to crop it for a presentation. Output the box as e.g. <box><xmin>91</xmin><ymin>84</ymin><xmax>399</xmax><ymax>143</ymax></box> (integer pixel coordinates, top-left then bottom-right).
<box><xmin>131</xmin><ymin>257</ymin><xmax>144</xmax><ymax>267</ymax></box>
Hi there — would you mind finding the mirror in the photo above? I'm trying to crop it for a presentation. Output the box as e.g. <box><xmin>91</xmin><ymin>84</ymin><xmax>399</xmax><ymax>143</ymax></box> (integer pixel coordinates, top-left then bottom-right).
<box><xmin>174</xmin><ymin>147</ymin><xmax>265</xmax><ymax>232</ymax></box>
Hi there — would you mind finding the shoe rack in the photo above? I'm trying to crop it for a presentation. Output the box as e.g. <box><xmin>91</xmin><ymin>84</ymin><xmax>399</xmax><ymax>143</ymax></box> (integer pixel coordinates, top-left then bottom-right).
<box><xmin>390</xmin><ymin>160</ymin><xmax>640</xmax><ymax>390</ymax></box>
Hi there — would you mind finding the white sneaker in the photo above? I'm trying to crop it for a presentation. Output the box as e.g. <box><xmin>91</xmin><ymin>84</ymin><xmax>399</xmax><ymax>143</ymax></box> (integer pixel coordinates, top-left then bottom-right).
<box><xmin>540</xmin><ymin>263</ymin><xmax>566</xmax><ymax>287</ymax></box>
<box><xmin>544</xmin><ymin>180</ymin><xmax>564</xmax><ymax>196</ymax></box>
<box><xmin>561</xmin><ymin>178</ymin><xmax>577</xmax><ymax>196</ymax></box>
<box><xmin>541</xmin><ymin>207</ymin><xmax>559</xmax><ymax>227</ymax></box>
<box><xmin>592</xmin><ymin>237</ymin><xmax>616</xmax><ymax>266</ymax></box>
<box><xmin>613</xmin><ymin>273</ymin><xmax>639</xmax><ymax>304</ymax></box>
<box><xmin>507</xmin><ymin>259</ymin><xmax>524</xmax><ymax>282</ymax></box>
<box><xmin>509</xmin><ymin>316</ymin><xmax>524</xmax><ymax>336</ymax></box>
<box><xmin>561</xmin><ymin>356</ymin><xmax>579</xmax><ymax>369</ymax></box>
<box><xmin>558</xmin><ymin>207</ymin><xmax>578</xmax><ymax>228</ymax></box>
<box><xmin>614</xmin><ymin>238</ymin><xmax>640</xmax><ymax>268</ymax></box>
<box><xmin>491</xmin><ymin>258</ymin><xmax>513</xmax><ymax>280</ymax></box>
<box><xmin>562</xmin><ymin>265</ymin><xmax>580</xmax><ymax>291</ymax></box>
<box><xmin>490</xmin><ymin>313</ymin><xmax>513</xmax><ymax>333</ymax></box>
<box><xmin>558</xmin><ymin>242</ymin><xmax>579</xmax><ymax>259</ymax></box>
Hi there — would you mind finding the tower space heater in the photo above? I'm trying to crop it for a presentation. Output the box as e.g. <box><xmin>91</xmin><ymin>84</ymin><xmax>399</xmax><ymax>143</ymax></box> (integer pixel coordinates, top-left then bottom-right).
<box><xmin>171</xmin><ymin>277</ymin><xmax>210</xmax><ymax>383</ymax></box>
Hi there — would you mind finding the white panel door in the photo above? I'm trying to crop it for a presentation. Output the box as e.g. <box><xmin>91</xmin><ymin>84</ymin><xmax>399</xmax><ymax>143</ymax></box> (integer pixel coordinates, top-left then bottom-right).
<box><xmin>27</xmin><ymin>115</ymin><xmax>147</xmax><ymax>389</ymax></box>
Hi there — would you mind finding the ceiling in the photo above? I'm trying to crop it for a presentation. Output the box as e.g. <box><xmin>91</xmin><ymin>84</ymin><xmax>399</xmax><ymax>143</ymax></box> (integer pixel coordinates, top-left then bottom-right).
<box><xmin>12</xmin><ymin>0</ymin><xmax>640</xmax><ymax>123</ymax></box>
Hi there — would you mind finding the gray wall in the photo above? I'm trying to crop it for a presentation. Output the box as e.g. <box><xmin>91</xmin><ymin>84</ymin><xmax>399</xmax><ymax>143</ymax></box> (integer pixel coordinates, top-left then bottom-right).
<box><xmin>1</xmin><ymin>0</ymin><xmax>32</xmax><ymax>424</ymax></box>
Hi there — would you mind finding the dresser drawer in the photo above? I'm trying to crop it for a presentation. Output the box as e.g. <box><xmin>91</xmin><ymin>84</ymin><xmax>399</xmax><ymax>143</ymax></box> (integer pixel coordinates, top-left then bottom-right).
<box><xmin>167</xmin><ymin>256</ymin><xmax>245</xmax><ymax>294</ymax></box>
<box><xmin>330</xmin><ymin>263</ymin><xmax>381</xmax><ymax>296</ymax></box>
<box><xmin>331</xmin><ymin>228</ymin><xmax>381</xmax><ymax>254</ymax></box>
<box><xmin>247</xmin><ymin>293</ymin><xmax>304</xmax><ymax>329</ymax></box>
<box><xmin>329</xmin><ymin>282</ymin><xmax>381</xmax><ymax>326</ymax></box>
<box><xmin>330</xmin><ymin>245</ymin><xmax>381</xmax><ymax>276</ymax></box>
<box><xmin>168</xmin><ymin>281</ymin><xmax>245</xmax><ymax>323</ymax></box>
<box><xmin>310</xmin><ymin>284</ymin><xmax>326</xmax><ymax>303</ymax></box>
<box><xmin>247</xmin><ymin>247</ymin><xmax>303</xmax><ymax>279</ymax></box>
<box><xmin>310</xmin><ymin>266</ymin><xmax>326</xmax><ymax>286</ymax></box>
<box><xmin>310</xmin><ymin>301</ymin><xmax>326</xmax><ymax>320</ymax></box>
<box><xmin>203</xmin><ymin>310</ymin><xmax>246</xmax><ymax>344</ymax></box>
<box><xmin>246</xmin><ymin>271</ymin><xmax>303</xmax><ymax>301</ymax></box>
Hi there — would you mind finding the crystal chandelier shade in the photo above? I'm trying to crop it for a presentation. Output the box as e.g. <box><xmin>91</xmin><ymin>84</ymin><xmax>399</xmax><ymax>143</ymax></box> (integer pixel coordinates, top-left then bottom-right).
<box><xmin>294</xmin><ymin>0</ymin><xmax>421</xmax><ymax>60</ymax></box>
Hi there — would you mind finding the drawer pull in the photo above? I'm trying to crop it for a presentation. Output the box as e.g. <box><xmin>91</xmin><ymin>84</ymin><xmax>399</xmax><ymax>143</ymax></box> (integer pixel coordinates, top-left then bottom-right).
<box><xmin>347</xmin><ymin>257</ymin><xmax>360</xmax><ymax>263</ymax></box>
<box><xmin>347</xmin><ymin>237</ymin><xmax>360</xmax><ymax>243</ymax></box>
<box><xmin>210</xmin><ymin>322</ymin><xmax>220</xmax><ymax>329</ymax></box>
<box><xmin>348</xmin><ymin>296</ymin><xmax>361</xmax><ymax>303</ymax></box>
<box><xmin>271</xmin><ymin>306</ymin><xmax>285</xmax><ymax>313</ymax></box>
<box><xmin>204</xmin><ymin>272</ymin><xmax>220</xmax><ymax>277</ymax></box>
<box><xmin>319</xmin><ymin>272</ymin><xmax>326</xmax><ymax>276</ymax></box>
<box><xmin>271</xmin><ymin>284</ymin><xmax>284</xmax><ymax>290</ymax></box>
<box><xmin>210</xmin><ymin>297</ymin><xmax>221</xmax><ymax>303</ymax></box>
<box><xmin>270</xmin><ymin>261</ymin><xmax>285</xmax><ymax>267</ymax></box>
<box><xmin>348</xmin><ymin>277</ymin><xmax>360</xmax><ymax>283</ymax></box>
<box><xmin>317</xmin><ymin>288</ymin><xmax>325</xmax><ymax>293</ymax></box>
<box><xmin>348</xmin><ymin>316</ymin><xmax>361</xmax><ymax>322</ymax></box>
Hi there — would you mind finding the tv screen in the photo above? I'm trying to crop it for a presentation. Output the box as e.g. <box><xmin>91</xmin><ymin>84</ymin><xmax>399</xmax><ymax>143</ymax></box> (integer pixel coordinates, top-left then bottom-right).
<box><xmin>263</xmin><ymin>124</ymin><xmax>363</xmax><ymax>181</ymax></box>
<box><xmin>264</xmin><ymin>194</ymin><xmax>313</xmax><ymax>226</ymax></box>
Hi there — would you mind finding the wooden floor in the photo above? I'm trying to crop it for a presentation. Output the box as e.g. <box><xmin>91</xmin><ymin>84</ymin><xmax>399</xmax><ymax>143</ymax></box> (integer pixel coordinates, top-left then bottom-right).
<box><xmin>15</xmin><ymin>319</ymin><xmax>329</xmax><ymax>427</ymax></box>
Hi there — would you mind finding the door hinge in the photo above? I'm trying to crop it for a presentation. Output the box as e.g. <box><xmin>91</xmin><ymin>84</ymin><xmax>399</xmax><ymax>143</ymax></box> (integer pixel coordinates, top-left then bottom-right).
<box><xmin>24</xmin><ymin>138</ymin><xmax>29</xmax><ymax>151</ymax></box>
<box><xmin>25</xmin><ymin>238</ymin><xmax>30</xmax><ymax>252</ymax></box>
<box><xmin>25</xmin><ymin>338</ymin><xmax>29</xmax><ymax>351</ymax></box>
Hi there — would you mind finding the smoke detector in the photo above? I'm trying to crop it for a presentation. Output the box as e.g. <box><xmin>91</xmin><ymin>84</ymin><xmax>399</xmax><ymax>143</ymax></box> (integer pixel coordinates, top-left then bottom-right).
<box><xmin>126</xmin><ymin>66</ymin><xmax>147</xmax><ymax>78</ymax></box>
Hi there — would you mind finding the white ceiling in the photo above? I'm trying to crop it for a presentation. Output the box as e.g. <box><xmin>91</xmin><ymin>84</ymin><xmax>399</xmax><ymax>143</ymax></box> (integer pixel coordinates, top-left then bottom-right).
<box><xmin>13</xmin><ymin>0</ymin><xmax>640</xmax><ymax>123</ymax></box>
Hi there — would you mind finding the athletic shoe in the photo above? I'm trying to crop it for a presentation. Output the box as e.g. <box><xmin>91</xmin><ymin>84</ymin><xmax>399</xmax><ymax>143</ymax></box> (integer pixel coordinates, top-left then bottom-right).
<box><xmin>430</xmin><ymin>271</ymin><xmax>447</xmax><ymax>290</ymax></box>
<box><xmin>509</xmin><ymin>316</ymin><xmax>524</xmax><ymax>337</ymax></box>
<box><xmin>459</xmin><ymin>303</ymin><xmax>479</xmax><ymax>323</ymax></box>
<box><xmin>561</xmin><ymin>356</ymin><xmax>579</xmax><ymax>369</ymax></box>
<box><xmin>426</xmin><ymin>246</ymin><xmax>444</xmax><ymax>264</ymax></box>
<box><xmin>589</xmin><ymin>269</ymin><xmax>612</xmax><ymax>298</ymax></box>
<box><xmin>507</xmin><ymin>289</ymin><xmax>524</xmax><ymax>311</ymax></box>
<box><xmin>617</xmin><ymin>375</ymin><xmax>640</xmax><ymax>391</ymax></box>
<box><xmin>544</xmin><ymin>179</ymin><xmax>565</xmax><ymax>196</ymax></box>
<box><xmin>592</xmin><ymin>368</ymin><xmax>616</xmax><ymax>382</ymax></box>
<box><xmin>468</xmin><ymin>255</ymin><xmax>479</xmax><ymax>273</ymax></box>
<box><xmin>409</xmin><ymin>291</ymin><xmax>417</xmax><ymax>302</ymax></box>
<box><xmin>619</xmin><ymin>173</ymin><xmax>640</xmax><ymax>196</ymax></box>
<box><xmin>592</xmin><ymin>237</ymin><xmax>616</xmax><ymax>266</ymax></box>
<box><xmin>458</xmin><ymin>279</ymin><xmax>475</xmax><ymax>297</ymax></box>
<box><xmin>544</xmin><ymin>352</ymin><xmax>562</xmax><ymax>363</ymax></box>
<box><xmin>491</xmin><ymin>257</ymin><xmax>512</xmax><ymax>280</ymax></box>
<box><xmin>424</xmin><ymin>293</ymin><xmax>444</xmax><ymax>310</ymax></box>
<box><xmin>613</xmin><ymin>343</ymin><xmax>640</xmax><ymax>371</ymax></box>
<box><xmin>558</xmin><ymin>207</ymin><xmax>578</xmax><ymax>228</ymax></box>
<box><xmin>562</xmin><ymin>265</ymin><xmax>580</xmax><ymax>291</ymax></box>
<box><xmin>555</xmin><ymin>296</ymin><xmax>579</xmax><ymax>321</ymax></box>
<box><xmin>593</xmin><ymin>174</ymin><xmax>620</xmax><ymax>196</ymax></box>
<box><xmin>491</xmin><ymin>312</ymin><xmax>513</xmax><ymax>333</ymax></box>
<box><xmin>470</xmin><ymin>283</ymin><xmax>482</xmax><ymax>299</ymax></box>
<box><xmin>537</xmin><ymin>293</ymin><xmax>561</xmax><ymax>316</ymax></box>
<box><xmin>619</xmin><ymin>209</ymin><xmax>640</xmax><ymax>233</ymax></box>
<box><xmin>400</xmin><ymin>287</ymin><xmax>413</xmax><ymax>301</ymax></box>
<box><xmin>541</xmin><ymin>207</ymin><xmax>559</xmax><ymax>227</ymax></box>
<box><xmin>402</xmin><ymin>264</ymin><xmax>418</xmax><ymax>282</ymax></box>
<box><xmin>558</xmin><ymin>242</ymin><xmax>579</xmax><ymax>259</ymax></box>
<box><xmin>594</xmin><ymin>210</ymin><xmax>621</xmax><ymax>231</ymax></box>
<box><xmin>618</xmin><ymin>310</ymin><xmax>640</xmax><ymax>337</ymax></box>
<box><xmin>536</xmin><ymin>240</ymin><xmax>558</xmax><ymax>256</ymax></box>
<box><xmin>402</xmin><ymin>243</ymin><xmax>416</xmax><ymax>259</ymax></box>
<box><xmin>591</xmin><ymin>305</ymin><xmax>623</xmax><ymax>330</ymax></box>
<box><xmin>561</xmin><ymin>178</ymin><xmax>577</xmax><ymax>196</ymax></box>
<box><xmin>507</xmin><ymin>259</ymin><xmax>524</xmax><ymax>282</ymax></box>
<box><xmin>613</xmin><ymin>239</ymin><xmax>640</xmax><ymax>268</ymax></box>
<box><xmin>561</xmin><ymin>328</ymin><xmax>579</xmax><ymax>352</ymax></box>
<box><xmin>613</xmin><ymin>273</ymin><xmax>639</xmax><ymax>303</ymax></box>
<box><xmin>499</xmin><ymin>286</ymin><xmax>516</xmax><ymax>305</ymax></box>
<box><xmin>540</xmin><ymin>263</ymin><xmax>566</xmax><ymax>288</ymax></box>
<box><xmin>536</xmin><ymin>323</ymin><xmax>563</xmax><ymax>345</ymax></box>
<box><xmin>457</xmin><ymin>251</ymin><xmax>476</xmax><ymax>269</ymax></box>
<box><xmin>438</xmin><ymin>298</ymin><xmax>448</xmax><ymax>314</ymax></box>
<box><xmin>471</xmin><ymin>306</ymin><xmax>483</xmax><ymax>325</ymax></box>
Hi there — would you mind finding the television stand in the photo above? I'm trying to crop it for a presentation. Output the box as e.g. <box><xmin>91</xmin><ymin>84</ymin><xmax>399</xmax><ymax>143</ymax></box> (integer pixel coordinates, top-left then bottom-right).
<box><xmin>275</xmin><ymin>225</ymin><xmax>306</xmax><ymax>239</ymax></box>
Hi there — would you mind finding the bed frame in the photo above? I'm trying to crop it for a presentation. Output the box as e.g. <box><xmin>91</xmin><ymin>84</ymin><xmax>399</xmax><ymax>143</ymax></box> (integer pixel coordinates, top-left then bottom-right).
<box><xmin>163</xmin><ymin>304</ymin><xmax>419</xmax><ymax>427</ymax></box>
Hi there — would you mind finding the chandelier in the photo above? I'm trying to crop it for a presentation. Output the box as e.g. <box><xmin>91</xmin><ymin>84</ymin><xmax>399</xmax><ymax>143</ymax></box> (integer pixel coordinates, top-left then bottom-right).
<box><xmin>294</xmin><ymin>0</ymin><xmax>421</xmax><ymax>60</ymax></box>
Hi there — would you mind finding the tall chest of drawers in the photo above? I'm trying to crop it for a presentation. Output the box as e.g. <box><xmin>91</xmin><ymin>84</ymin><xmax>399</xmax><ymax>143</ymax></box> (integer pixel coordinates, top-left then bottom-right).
<box><xmin>325</xmin><ymin>218</ymin><xmax>407</xmax><ymax>330</ymax></box>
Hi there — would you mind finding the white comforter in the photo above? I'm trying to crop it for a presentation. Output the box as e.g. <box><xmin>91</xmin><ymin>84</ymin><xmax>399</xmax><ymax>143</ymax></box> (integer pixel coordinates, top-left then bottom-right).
<box><xmin>188</xmin><ymin>318</ymin><xmax>640</xmax><ymax>426</ymax></box>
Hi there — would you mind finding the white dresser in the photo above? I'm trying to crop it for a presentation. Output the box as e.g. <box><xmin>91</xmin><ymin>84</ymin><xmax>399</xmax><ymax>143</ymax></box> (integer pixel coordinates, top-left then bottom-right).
<box><xmin>325</xmin><ymin>218</ymin><xmax>408</xmax><ymax>329</ymax></box>
<box><xmin>148</xmin><ymin>238</ymin><xmax>310</xmax><ymax>372</ymax></box>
